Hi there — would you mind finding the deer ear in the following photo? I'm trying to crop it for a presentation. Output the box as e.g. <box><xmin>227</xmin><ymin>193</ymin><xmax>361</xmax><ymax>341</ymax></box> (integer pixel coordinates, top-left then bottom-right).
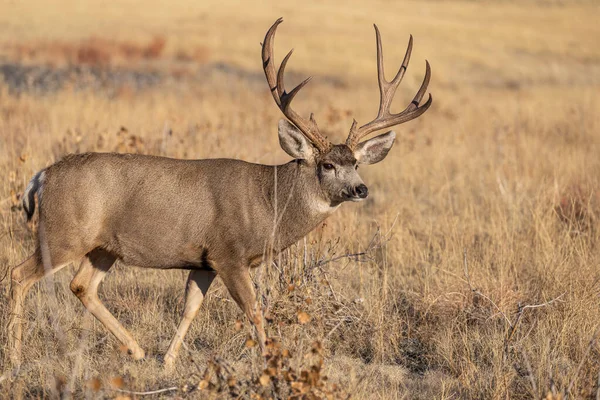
<box><xmin>353</xmin><ymin>131</ymin><xmax>396</xmax><ymax>165</ymax></box>
<box><xmin>278</xmin><ymin>119</ymin><xmax>315</xmax><ymax>160</ymax></box>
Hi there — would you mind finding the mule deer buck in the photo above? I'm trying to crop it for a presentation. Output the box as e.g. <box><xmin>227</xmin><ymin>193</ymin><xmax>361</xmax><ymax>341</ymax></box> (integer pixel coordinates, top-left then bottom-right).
<box><xmin>7</xmin><ymin>18</ymin><xmax>431</xmax><ymax>370</ymax></box>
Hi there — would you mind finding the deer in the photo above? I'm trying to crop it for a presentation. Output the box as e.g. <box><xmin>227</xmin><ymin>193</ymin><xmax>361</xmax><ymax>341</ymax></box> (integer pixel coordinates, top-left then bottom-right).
<box><xmin>6</xmin><ymin>18</ymin><xmax>431</xmax><ymax>371</ymax></box>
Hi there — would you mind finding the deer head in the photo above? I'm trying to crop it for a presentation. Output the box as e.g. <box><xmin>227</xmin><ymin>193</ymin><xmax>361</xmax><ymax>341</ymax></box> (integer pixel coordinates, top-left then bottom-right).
<box><xmin>262</xmin><ymin>18</ymin><xmax>432</xmax><ymax>206</ymax></box>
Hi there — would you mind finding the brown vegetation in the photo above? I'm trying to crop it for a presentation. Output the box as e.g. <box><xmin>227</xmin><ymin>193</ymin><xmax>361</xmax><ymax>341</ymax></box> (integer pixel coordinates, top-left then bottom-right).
<box><xmin>0</xmin><ymin>0</ymin><xmax>599</xmax><ymax>398</ymax></box>
<box><xmin>1</xmin><ymin>36</ymin><xmax>213</xmax><ymax>67</ymax></box>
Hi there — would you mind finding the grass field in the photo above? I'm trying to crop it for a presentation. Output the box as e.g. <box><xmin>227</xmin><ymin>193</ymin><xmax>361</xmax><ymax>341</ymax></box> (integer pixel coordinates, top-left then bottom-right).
<box><xmin>1</xmin><ymin>0</ymin><xmax>599</xmax><ymax>398</ymax></box>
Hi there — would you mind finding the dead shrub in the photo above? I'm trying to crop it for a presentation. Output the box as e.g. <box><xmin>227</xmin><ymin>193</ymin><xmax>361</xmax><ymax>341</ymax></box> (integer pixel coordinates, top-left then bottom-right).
<box><xmin>196</xmin><ymin>339</ymin><xmax>348</xmax><ymax>399</ymax></box>
<box><xmin>76</xmin><ymin>38</ymin><xmax>112</xmax><ymax>65</ymax></box>
<box><xmin>555</xmin><ymin>183</ymin><xmax>598</xmax><ymax>234</ymax></box>
<box><xmin>142</xmin><ymin>36</ymin><xmax>166</xmax><ymax>59</ymax></box>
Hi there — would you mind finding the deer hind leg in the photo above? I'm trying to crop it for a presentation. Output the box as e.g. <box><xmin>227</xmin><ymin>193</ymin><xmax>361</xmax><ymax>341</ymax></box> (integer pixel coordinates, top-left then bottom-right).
<box><xmin>164</xmin><ymin>269</ymin><xmax>216</xmax><ymax>371</ymax></box>
<box><xmin>7</xmin><ymin>251</ymin><xmax>70</xmax><ymax>368</ymax></box>
<box><xmin>70</xmin><ymin>248</ymin><xmax>145</xmax><ymax>360</ymax></box>
<box><xmin>220</xmin><ymin>268</ymin><xmax>267</xmax><ymax>354</ymax></box>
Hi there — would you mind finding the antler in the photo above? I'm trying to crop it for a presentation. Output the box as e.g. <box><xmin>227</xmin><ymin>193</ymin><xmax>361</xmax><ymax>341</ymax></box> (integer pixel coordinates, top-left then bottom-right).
<box><xmin>262</xmin><ymin>18</ymin><xmax>332</xmax><ymax>154</ymax></box>
<box><xmin>346</xmin><ymin>25</ymin><xmax>432</xmax><ymax>149</ymax></box>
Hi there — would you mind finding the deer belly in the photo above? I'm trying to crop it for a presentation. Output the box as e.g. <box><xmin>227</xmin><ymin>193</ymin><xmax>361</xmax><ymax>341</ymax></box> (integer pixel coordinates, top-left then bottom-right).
<box><xmin>104</xmin><ymin>225</ymin><xmax>212</xmax><ymax>270</ymax></box>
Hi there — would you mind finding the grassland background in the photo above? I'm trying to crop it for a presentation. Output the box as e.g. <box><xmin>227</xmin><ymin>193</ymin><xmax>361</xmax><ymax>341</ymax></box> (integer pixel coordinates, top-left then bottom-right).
<box><xmin>0</xmin><ymin>0</ymin><xmax>599</xmax><ymax>398</ymax></box>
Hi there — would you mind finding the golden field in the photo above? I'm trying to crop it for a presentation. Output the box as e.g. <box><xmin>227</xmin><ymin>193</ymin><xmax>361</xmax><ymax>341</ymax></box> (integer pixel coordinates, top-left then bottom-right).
<box><xmin>0</xmin><ymin>0</ymin><xmax>599</xmax><ymax>398</ymax></box>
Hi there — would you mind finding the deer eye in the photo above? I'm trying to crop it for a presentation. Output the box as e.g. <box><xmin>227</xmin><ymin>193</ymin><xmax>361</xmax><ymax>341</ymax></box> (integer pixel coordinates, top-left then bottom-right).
<box><xmin>323</xmin><ymin>163</ymin><xmax>334</xmax><ymax>171</ymax></box>
<box><xmin>355</xmin><ymin>164</ymin><xmax>359</xmax><ymax>170</ymax></box>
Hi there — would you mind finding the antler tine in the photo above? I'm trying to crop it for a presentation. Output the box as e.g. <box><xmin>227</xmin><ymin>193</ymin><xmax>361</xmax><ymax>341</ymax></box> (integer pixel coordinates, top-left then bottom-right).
<box><xmin>373</xmin><ymin>26</ymin><xmax>413</xmax><ymax>119</ymax></box>
<box><xmin>374</xmin><ymin>25</ymin><xmax>386</xmax><ymax>105</ymax></box>
<box><xmin>262</xmin><ymin>18</ymin><xmax>332</xmax><ymax>153</ymax></box>
<box><xmin>276</xmin><ymin>49</ymin><xmax>294</xmax><ymax>100</ymax></box>
<box><xmin>410</xmin><ymin>60</ymin><xmax>431</xmax><ymax>109</ymax></box>
<box><xmin>391</xmin><ymin>34</ymin><xmax>412</xmax><ymax>86</ymax></box>
<box><xmin>347</xmin><ymin>26</ymin><xmax>432</xmax><ymax>149</ymax></box>
<box><xmin>370</xmin><ymin>61</ymin><xmax>432</xmax><ymax>128</ymax></box>
<box><xmin>262</xmin><ymin>17</ymin><xmax>283</xmax><ymax>107</ymax></box>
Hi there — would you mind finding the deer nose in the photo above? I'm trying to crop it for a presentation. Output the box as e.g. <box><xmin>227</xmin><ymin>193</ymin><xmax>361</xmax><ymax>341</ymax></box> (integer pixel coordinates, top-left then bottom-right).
<box><xmin>354</xmin><ymin>184</ymin><xmax>368</xmax><ymax>199</ymax></box>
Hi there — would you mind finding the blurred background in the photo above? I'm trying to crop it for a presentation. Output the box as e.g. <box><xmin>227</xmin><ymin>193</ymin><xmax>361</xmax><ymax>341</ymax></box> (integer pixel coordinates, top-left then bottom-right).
<box><xmin>1</xmin><ymin>0</ymin><xmax>599</xmax><ymax>398</ymax></box>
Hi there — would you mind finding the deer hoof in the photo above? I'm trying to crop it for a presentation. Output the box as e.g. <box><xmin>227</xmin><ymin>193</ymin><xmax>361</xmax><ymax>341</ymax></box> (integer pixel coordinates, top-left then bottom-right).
<box><xmin>163</xmin><ymin>356</ymin><xmax>176</xmax><ymax>372</ymax></box>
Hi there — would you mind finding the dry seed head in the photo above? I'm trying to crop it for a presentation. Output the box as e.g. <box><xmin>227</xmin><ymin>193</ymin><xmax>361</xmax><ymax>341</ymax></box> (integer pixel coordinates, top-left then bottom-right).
<box><xmin>86</xmin><ymin>378</ymin><xmax>102</xmax><ymax>392</ymax></box>
<box><xmin>198</xmin><ymin>380</ymin><xmax>209</xmax><ymax>390</ymax></box>
<box><xmin>110</xmin><ymin>376</ymin><xmax>124</xmax><ymax>389</ymax></box>
<box><xmin>235</xmin><ymin>319</ymin><xmax>243</xmax><ymax>331</ymax></box>
<box><xmin>259</xmin><ymin>374</ymin><xmax>271</xmax><ymax>386</ymax></box>
<box><xmin>298</xmin><ymin>311</ymin><xmax>311</xmax><ymax>324</ymax></box>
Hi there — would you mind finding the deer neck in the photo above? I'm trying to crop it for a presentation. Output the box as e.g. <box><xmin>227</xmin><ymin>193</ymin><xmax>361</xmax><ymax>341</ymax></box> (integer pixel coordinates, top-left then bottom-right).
<box><xmin>269</xmin><ymin>160</ymin><xmax>338</xmax><ymax>249</ymax></box>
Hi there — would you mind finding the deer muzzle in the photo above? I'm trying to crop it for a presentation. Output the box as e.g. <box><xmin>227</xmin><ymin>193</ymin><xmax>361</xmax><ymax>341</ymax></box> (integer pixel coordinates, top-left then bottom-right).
<box><xmin>344</xmin><ymin>184</ymin><xmax>369</xmax><ymax>201</ymax></box>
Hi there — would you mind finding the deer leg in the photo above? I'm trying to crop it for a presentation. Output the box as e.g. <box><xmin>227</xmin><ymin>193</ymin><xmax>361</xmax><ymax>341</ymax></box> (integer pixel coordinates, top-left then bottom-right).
<box><xmin>70</xmin><ymin>249</ymin><xmax>145</xmax><ymax>360</ymax></box>
<box><xmin>220</xmin><ymin>268</ymin><xmax>267</xmax><ymax>354</ymax></box>
<box><xmin>7</xmin><ymin>251</ymin><xmax>69</xmax><ymax>368</ymax></box>
<box><xmin>164</xmin><ymin>269</ymin><xmax>216</xmax><ymax>371</ymax></box>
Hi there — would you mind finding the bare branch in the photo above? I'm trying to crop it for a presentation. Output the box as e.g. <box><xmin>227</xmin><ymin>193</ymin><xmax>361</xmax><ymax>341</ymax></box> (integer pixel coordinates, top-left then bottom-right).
<box><xmin>110</xmin><ymin>386</ymin><xmax>179</xmax><ymax>396</ymax></box>
<box><xmin>517</xmin><ymin>294</ymin><xmax>565</xmax><ymax>313</ymax></box>
<box><xmin>463</xmin><ymin>249</ymin><xmax>564</xmax><ymax>343</ymax></box>
<box><xmin>505</xmin><ymin>293</ymin><xmax>566</xmax><ymax>347</ymax></box>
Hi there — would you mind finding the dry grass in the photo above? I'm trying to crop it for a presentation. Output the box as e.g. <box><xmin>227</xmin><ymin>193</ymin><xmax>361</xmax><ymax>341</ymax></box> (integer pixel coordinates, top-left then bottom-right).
<box><xmin>0</xmin><ymin>0</ymin><xmax>599</xmax><ymax>398</ymax></box>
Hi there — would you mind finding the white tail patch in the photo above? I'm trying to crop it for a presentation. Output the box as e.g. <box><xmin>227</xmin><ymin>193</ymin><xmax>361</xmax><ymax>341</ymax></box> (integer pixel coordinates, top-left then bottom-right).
<box><xmin>23</xmin><ymin>170</ymin><xmax>46</xmax><ymax>221</ymax></box>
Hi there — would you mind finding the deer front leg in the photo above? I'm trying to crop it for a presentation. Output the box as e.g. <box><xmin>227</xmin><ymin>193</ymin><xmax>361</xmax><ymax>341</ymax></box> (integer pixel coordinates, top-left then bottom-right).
<box><xmin>164</xmin><ymin>269</ymin><xmax>216</xmax><ymax>371</ymax></box>
<box><xmin>220</xmin><ymin>268</ymin><xmax>267</xmax><ymax>354</ymax></box>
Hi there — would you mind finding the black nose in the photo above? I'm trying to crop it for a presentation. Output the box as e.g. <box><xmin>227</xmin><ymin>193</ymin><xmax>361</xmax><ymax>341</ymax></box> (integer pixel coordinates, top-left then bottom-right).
<box><xmin>354</xmin><ymin>184</ymin><xmax>368</xmax><ymax>199</ymax></box>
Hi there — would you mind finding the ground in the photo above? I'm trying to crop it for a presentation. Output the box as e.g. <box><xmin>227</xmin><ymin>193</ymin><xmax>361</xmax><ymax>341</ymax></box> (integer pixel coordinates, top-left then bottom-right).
<box><xmin>0</xmin><ymin>0</ymin><xmax>599</xmax><ymax>398</ymax></box>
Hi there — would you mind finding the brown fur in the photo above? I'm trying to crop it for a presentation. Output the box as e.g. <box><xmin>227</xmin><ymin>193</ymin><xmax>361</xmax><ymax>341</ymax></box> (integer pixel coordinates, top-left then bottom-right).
<box><xmin>8</xmin><ymin>150</ymin><xmax>347</xmax><ymax>369</ymax></box>
<box><xmin>38</xmin><ymin>153</ymin><xmax>333</xmax><ymax>270</ymax></box>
